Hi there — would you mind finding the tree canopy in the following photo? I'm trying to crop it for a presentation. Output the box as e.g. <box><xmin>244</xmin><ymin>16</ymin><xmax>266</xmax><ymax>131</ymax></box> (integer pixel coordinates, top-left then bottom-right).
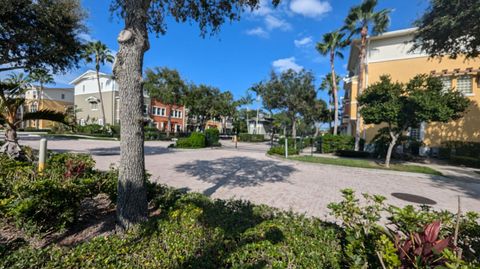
<box><xmin>358</xmin><ymin>75</ymin><xmax>470</xmax><ymax>167</ymax></box>
<box><xmin>0</xmin><ymin>0</ymin><xmax>86</xmax><ymax>73</ymax></box>
<box><xmin>413</xmin><ymin>0</ymin><xmax>480</xmax><ymax>59</ymax></box>
<box><xmin>144</xmin><ymin>67</ymin><xmax>187</xmax><ymax>105</ymax></box>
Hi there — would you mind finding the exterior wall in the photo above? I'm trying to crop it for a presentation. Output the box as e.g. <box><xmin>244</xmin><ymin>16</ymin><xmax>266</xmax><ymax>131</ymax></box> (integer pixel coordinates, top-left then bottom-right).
<box><xmin>75</xmin><ymin>91</ymin><xmax>118</xmax><ymax>125</ymax></box>
<box><xmin>364</xmin><ymin>56</ymin><xmax>480</xmax><ymax>147</ymax></box>
<box><xmin>24</xmin><ymin>87</ymin><xmax>74</xmax><ymax>129</ymax></box>
<box><xmin>343</xmin><ymin>29</ymin><xmax>480</xmax><ymax>148</ymax></box>
<box><xmin>149</xmin><ymin>99</ymin><xmax>185</xmax><ymax>132</ymax></box>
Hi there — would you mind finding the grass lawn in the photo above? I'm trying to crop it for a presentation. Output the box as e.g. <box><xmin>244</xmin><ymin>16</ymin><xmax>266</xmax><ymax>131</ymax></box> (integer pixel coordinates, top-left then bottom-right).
<box><xmin>290</xmin><ymin>155</ymin><xmax>442</xmax><ymax>176</ymax></box>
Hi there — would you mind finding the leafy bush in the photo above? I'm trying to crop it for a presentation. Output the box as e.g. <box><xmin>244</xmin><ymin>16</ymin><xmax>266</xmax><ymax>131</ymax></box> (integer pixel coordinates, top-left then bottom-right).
<box><xmin>450</xmin><ymin>156</ymin><xmax>480</xmax><ymax>168</ymax></box>
<box><xmin>75</xmin><ymin>124</ymin><xmax>106</xmax><ymax>135</ymax></box>
<box><xmin>238</xmin><ymin>133</ymin><xmax>265</xmax><ymax>142</ymax></box>
<box><xmin>0</xmin><ymin>153</ymin><xmax>117</xmax><ymax>233</ymax></box>
<box><xmin>441</xmin><ymin>141</ymin><xmax>480</xmax><ymax>158</ymax></box>
<box><xmin>205</xmin><ymin>128</ymin><xmax>220</xmax><ymax>147</ymax></box>
<box><xmin>328</xmin><ymin>189</ymin><xmax>480</xmax><ymax>268</ymax></box>
<box><xmin>1</xmin><ymin>193</ymin><xmax>343</xmax><ymax>269</ymax></box>
<box><xmin>176</xmin><ymin>132</ymin><xmax>206</xmax><ymax>148</ymax></box>
<box><xmin>267</xmin><ymin>146</ymin><xmax>299</xmax><ymax>156</ymax></box>
<box><xmin>315</xmin><ymin>134</ymin><xmax>361</xmax><ymax>153</ymax></box>
<box><xmin>335</xmin><ymin>150</ymin><xmax>371</xmax><ymax>158</ymax></box>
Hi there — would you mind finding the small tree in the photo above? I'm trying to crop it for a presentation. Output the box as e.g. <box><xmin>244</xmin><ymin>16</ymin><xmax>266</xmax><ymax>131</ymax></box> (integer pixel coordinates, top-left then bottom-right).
<box><xmin>0</xmin><ymin>0</ymin><xmax>86</xmax><ymax>73</ymax></box>
<box><xmin>358</xmin><ymin>75</ymin><xmax>470</xmax><ymax>168</ymax></box>
<box><xmin>144</xmin><ymin>67</ymin><xmax>187</xmax><ymax>137</ymax></box>
<box><xmin>343</xmin><ymin>0</ymin><xmax>391</xmax><ymax>150</ymax></box>
<box><xmin>82</xmin><ymin>41</ymin><xmax>115</xmax><ymax>126</ymax></box>
<box><xmin>0</xmin><ymin>74</ymin><xmax>69</xmax><ymax>159</ymax></box>
<box><xmin>251</xmin><ymin>69</ymin><xmax>317</xmax><ymax>144</ymax></box>
<box><xmin>413</xmin><ymin>0</ymin><xmax>480</xmax><ymax>59</ymax></box>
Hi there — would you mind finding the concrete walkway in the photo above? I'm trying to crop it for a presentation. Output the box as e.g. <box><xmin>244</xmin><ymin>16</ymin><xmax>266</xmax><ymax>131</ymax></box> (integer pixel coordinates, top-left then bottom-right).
<box><xmin>18</xmin><ymin>136</ymin><xmax>480</xmax><ymax>218</ymax></box>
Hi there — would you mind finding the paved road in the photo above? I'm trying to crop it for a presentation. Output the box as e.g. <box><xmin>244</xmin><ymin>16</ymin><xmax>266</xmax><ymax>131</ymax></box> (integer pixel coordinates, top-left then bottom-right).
<box><xmin>19</xmin><ymin>135</ymin><xmax>480</xmax><ymax>218</ymax></box>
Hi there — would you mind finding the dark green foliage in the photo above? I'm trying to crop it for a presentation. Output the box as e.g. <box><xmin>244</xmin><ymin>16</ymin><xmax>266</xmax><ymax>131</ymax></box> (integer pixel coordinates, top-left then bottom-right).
<box><xmin>76</xmin><ymin>124</ymin><xmax>109</xmax><ymax>135</ymax></box>
<box><xmin>175</xmin><ymin>132</ymin><xmax>206</xmax><ymax>148</ymax></box>
<box><xmin>315</xmin><ymin>134</ymin><xmax>358</xmax><ymax>153</ymax></box>
<box><xmin>335</xmin><ymin>150</ymin><xmax>370</xmax><ymax>159</ymax></box>
<box><xmin>450</xmin><ymin>156</ymin><xmax>480</xmax><ymax>168</ymax></box>
<box><xmin>413</xmin><ymin>0</ymin><xmax>480</xmax><ymax>59</ymax></box>
<box><xmin>238</xmin><ymin>133</ymin><xmax>265</xmax><ymax>142</ymax></box>
<box><xmin>1</xmin><ymin>193</ymin><xmax>342</xmax><ymax>268</ymax></box>
<box><xmin>0</xmin><ymin>0</ymin><xmax>86</xmax><ymax>73</ymax></box>
<box><xmin>370</xmin><ymin>127</ymin><xmax>407</xmax><ymax>158</ymax></box>
<box><xmin>267</xmin><ymin>146</ymin><xmax>299</xmax><ymax>156</ymax></box>
<box><xmin>0</xmin><ymin>153</ymin><xmax>117</xmax><ymax>233</ymax></box>
<box><xmin>205</xmin><ymin>128</ymin><xmax>220</xmax><ymax>147</ymax></box>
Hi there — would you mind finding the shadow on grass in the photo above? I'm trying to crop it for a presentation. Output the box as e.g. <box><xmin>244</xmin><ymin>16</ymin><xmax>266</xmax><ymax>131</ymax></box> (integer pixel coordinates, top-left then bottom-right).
<box><xmin>175</xmin><ymin>157</ymin><xmax>297</xmax><ymax>196</ymax></box>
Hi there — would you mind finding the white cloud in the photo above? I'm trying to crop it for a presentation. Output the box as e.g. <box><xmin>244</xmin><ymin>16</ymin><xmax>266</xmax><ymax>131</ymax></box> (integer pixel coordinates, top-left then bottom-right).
<box><xmin>294</xmin><ymin>36</ymin><xmax>313</xmax><ymax>47</ymax></box>
<box><xmin>246</xmin><ymin>27</ymin><xmax>269</xmax><ymax>38</ymax></box>
<box><xmin>264</xmin><ymin>15</ymin><xmax>292</xmax><ymax>31</ymax></box>
<box><xmin>251</xmin><ymin>0</ymin><xmax>273</xmax><ymax>16</ymax></box>
<box><xmin>272</xmin><ymin>57</ymin><xmax>304</xmax><ymax>73</ymax></box>
<box><xmin>289</xmin><ymin>0</ymin><xmax>332</xmax><ymax>18</ymax></box>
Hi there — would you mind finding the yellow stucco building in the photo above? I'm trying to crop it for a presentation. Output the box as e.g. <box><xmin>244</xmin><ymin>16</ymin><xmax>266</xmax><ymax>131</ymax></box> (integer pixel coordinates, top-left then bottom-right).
<box><xmin>23</xmin><ymin>86</ymin><xmax>74</xmax><ymax>129</ymax></box>
<box><xmin>342</xmin><ymin>28</ymin><xmax>480</xmax><ymax>155</ymax></box>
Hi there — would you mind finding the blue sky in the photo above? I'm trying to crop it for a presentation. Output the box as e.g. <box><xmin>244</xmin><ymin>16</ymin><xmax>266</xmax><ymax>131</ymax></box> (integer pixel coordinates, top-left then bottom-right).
<box><xmin>54</xmin><ymin>0</ymin><xmax>430</xmax><ymax>105</ymax></box>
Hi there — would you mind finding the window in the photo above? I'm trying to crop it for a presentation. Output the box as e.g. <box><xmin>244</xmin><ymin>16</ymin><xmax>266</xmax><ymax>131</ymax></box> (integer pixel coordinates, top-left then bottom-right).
<box><xmin>152</xmin><ymin>107</ymin><xmax>166</xmax><ymax>116</ymax></box>
<box><xmin>82</xmin><ymin>85</ymin><xmax>85</xmax><ymax>93</ymax></box>
<box><xmin>409</xmin><ymin>127</ymin><xmax>420</xmax><ymax>141</ymax></box>
<box><xmin>80</xmin><ymin>119</ymin><xmax>85</xmax><ymax>126</ymax></box>
<box><xmin>61</xmin><ymin>93</ymin><xmax>65</xmax><ymax>100</ymax></box>
<box><xmin>98</xmin><ymin>119</ymin><xmax>104</xmax><ymax>126</ymax></box>
<box><xmin>143</xmin><ymin>105</ymin><xmax>149</xmax><ymax>115</ymax></box>
<box><xmin>91</xmin><ymin>102</ymin><xmax>98</xmax><ymax>110</ymax></box>
<box><xmin>100</xmin><ymin>82</ymin><xmax>104</xmax><ymax>89</ymax></box>
<box><xmin>457</xmin><ymin>75</ymin><xmax>473</xmax><ymax>95</ymax></box>
<box><xmin>178</xmin><ymin>111</ymin><xmax>182</xmax><ymax>118</ymax></box>
<box><xmin>440</xmin><ymin>77</ymin><xmax>452</xmax><ymax>92</ymax></box>
<box><xmin>30</xmin><ymin>103</ymin><xmax>38</xmax><ymax>112</ymax></box>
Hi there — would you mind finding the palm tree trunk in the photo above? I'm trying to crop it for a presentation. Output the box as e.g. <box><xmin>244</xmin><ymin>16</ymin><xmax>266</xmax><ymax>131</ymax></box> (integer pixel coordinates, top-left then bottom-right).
<box><xmin>112</xmin><ymin>0</ymin><xmax>150</xmax><ymax>231</ymax></box>
<box><xmin>1</xmin><ymin>125</ymin><xmax>21</xmax><ymax>159</ymax></box>
<box><xmin>96</xmin><ymin>69</ymin><xmax>107</xmax><ymax>126</ymax></box>
<box><xmin>330</xmin><ymin>50</ymin><xmax>339</xmax><ymax>136</ymax></box>
<box><xmin>355</xmin><ymin>27</ymin><xmax>368</xmax><ymax>151</ymax></box>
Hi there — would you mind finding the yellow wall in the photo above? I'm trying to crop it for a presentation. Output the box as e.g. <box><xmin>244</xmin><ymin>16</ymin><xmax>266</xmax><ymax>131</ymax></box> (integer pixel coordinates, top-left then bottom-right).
<box><xmin>24</xmin><ymin>100</ymin><xmax>73</xmax><ymax>129</ymax></box>
<box><xmin>361</xmin><ymin>56</ymin><xmax>480</xmax><ymax>146</ymax></box>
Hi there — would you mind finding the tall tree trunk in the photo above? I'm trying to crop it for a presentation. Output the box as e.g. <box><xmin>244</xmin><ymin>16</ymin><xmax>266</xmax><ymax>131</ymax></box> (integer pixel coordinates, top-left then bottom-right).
<box><xmin>1</xmin><ymin>125</ymin><xmax>21</xmax><ymax>159</ymax></box>
<box><xmin>96</xmin><ymin>69</ymin><xmax>107</xmax><ymax>126</ymax></box>
<box><xmin>385</xmin><ymin>130</ymin><xmax>398</xmax><ymax>168</ymax></box>
<box><xmin>166</xmin><ymin>105</ymin><xmax>172</xmax><ymax>137</ymax></box>
<box><xmin>355</xmin><ymin>27</ymin><xmax>368</xmax><ymax>151</ymax></box>
<box><xmin>36</xmin><ymin>83</ymin><xmax>43</xmax><ymax>129</ymax></box>
<box><xmin>330</xmin><ymin>50</ymin><xmax>339</xmax><ymax>136</ymax></box>
<box><xmin>113</xmin><ymin>0</ymin><xmax>150</xmax><ymax>231</ymax></box>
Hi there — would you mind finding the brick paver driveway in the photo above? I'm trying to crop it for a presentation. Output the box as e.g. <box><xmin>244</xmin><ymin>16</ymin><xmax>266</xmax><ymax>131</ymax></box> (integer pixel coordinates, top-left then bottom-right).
<box><xmin>20</xmin><ymin>136</ymin><xmax>480</xmax><ymax>218</ymax></box>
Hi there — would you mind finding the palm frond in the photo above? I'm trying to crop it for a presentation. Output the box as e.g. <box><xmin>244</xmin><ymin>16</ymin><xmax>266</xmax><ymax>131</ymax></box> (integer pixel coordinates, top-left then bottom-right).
<box><xmin>21</xmin><ymin>110</ymin><xmax>69</xmax><ymax>125</ymax></box>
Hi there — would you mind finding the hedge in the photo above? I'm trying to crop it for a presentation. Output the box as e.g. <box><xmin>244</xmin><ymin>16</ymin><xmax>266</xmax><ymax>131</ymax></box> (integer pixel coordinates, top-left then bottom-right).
<box><xmin>335</xmin><ymin>150</ymin><xmax>371</xmax><ymax>159</ymax></box>
<box><xmin>205</xmin><ymin>128</ymin><xmax>220</xmax><ymax>147</ymax></box>
<box><xmin>267</xmin><ymin>146</ymin><xmax>299</xmax><ymax>156</ymax></box>
<box><xmin>439</xmin><ymin>141</ymin><xmax>480</xmax><ymax>159</ymax></box>
<box><xmin>176</xmin><ymin>132</ymin><xmax>206</xmax><ymax>148</ymax></box>
<box><xmin>238</xmin><ymin>133</ymin><xmax>264</xmax><ymax>142</ymax></box>
<box><xmin>450</xmin><ymin>156</ymin><xmax>480</xmax><ymax>168</ymax></box>
<box><xmin>315</xmin><ymin>134</ymin><xmax>357</xmax><ymax>153</ymax></box>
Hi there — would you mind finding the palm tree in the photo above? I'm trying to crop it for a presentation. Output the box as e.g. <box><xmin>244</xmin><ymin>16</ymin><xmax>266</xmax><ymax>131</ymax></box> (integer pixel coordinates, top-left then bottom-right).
<box><xmin>82</xmin><ymin>41</ymin><xmax>115</xmax><ymax>126</ymax></box>
<box><xmin>319</xmin><ymin>73</ymin><xmax>341</xmax><ymax>133</ymax></box>
<box><xmin>343</xmin><ymin>0</ymin><xmax>390</xmax><ymax>150</ymax></box>
<box><xmin>0</xmin><ymin>74</ymin><xmax>69</xmax><ymax>159</ymax></box>
<box><xmin>29</xmin><ymin>68</ymin><xmax>54</xmax><ymax>129</ymax></box>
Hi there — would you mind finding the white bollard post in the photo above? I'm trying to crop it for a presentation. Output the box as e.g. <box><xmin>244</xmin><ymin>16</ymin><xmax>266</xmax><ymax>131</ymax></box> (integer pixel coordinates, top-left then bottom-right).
<box><xmin>38</xmin><ymin>138</ymin><xmax>47</xmax><ymax>173</ymax></box>
<box><xmin>285</xmin><ymin>137</ymin><xmax>288</xmax><ymax>159</ymax></box>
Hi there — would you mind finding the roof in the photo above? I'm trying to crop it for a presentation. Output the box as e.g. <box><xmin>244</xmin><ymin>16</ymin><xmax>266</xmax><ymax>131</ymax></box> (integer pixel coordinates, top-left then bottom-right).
<box><xmin>69</xmin><ymin>70</ymin><xmax>111</xmax><ymax>85</ymax></box>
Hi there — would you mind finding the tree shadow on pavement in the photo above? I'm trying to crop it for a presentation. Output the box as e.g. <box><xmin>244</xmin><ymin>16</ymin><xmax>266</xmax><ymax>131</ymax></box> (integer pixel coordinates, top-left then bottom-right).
<box><xmin>175</xmin><ymin>157</ymin><xmax>297</xmax><ymax>196</ymax></box>
<box><xmin>427</xmin><ymin>174</ymin><xmax>480</xmax><ymax>201</ymax></box>
<box><xmin>88</xmin><ymin>146</ymin><xmax>171</xmax><ymax>156</ymax></box>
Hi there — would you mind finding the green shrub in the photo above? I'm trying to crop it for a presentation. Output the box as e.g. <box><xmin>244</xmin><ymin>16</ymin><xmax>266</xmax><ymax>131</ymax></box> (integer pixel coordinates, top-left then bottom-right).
<box><xmin>176</xmin><ymin>132</ymin><xmax>206</xmax><ymax>148</ymax></box>
<box><xmin>205</xmin><ymin>128</ymin><xmax>220</xmax><ymax>147</ymax></box>
<box><xmin>335</xmin><ymin>150</ymin><xmax>371</xmax><ymax>158</ymax></box>
<box><xmin>267</xmin><ymin>146</ymin><xmax>299</xmax><ymax>156</ymax></box>
<box><xmin>238</xmin><ymin>133</ymin><xmax>265</xmax><ymax>142</ymax></box>
<box><xmin>0</xmin><ymin>193</ymin><xmax>342</xmax><ymax>269</ymax></box>
<box><xmin>278</xmin><ymin>137</ymin><xmax>307</xmax><ymax>150</ymax></box>
<box><xmin>315</xmin><ymin>134</ymin><xmax>358</xmax><ymax>153</ymax></box>
<box><xmin>440</xmin><ymin>141</ymin><xmax>480</xmax><ymax>159</ymax></box>
<box><xmin>450</xmin><ymin>155</ymin><xmax>480</xmax><ymax>168</ymax></box>
<box><xmin>76</xmin><ymin>124</ymin><xmax>106</xmax><ymax>135</ymax></box>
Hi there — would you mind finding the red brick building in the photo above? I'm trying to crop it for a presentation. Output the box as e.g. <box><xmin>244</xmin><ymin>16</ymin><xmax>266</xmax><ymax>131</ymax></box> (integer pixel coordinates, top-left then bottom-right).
<box><xmin>149</xmin><ymin>99</ymin><xmax>186</xmax><ymax>133</ymax></box>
